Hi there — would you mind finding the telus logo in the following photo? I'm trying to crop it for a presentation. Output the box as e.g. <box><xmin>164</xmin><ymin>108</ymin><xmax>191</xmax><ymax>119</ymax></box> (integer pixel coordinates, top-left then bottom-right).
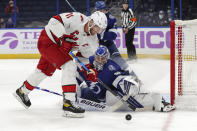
<box><xmin>0</xmin><ymin>32</ymin><xmax>18</xmax><ymax>49</ymax></box>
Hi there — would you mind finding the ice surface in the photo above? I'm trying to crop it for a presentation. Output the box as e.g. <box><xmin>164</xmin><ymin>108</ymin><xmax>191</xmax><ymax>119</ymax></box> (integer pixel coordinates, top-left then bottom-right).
<box><xmin>0</xmin><ymin>59</ymin><xmax>197</xmax><ymax>131</ymax></box>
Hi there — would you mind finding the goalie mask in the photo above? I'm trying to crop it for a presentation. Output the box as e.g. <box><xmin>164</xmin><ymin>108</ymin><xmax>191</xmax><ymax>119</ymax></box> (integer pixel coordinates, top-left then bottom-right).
<box><xmin>94</xmin><ymin>45</ymin><xmax>109</xmax><ymax>71</ymax></box>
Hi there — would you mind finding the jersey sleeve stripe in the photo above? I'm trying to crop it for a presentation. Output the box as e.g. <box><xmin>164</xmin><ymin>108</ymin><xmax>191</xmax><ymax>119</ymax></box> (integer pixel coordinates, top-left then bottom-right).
<box><xmin>53</xmin><ymin>15</ymin><xmax>64</xmax><ymax>26</ymax></box>
<box><xmin>50</xmin><ymin>30</ymin><xmax>61</xmax><ymax>46</ymax></box>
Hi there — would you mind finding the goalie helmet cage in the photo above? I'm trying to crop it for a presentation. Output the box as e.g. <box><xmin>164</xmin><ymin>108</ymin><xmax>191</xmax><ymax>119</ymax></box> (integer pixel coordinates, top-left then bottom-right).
<box><xmin>170</xmin><ymin>19</ymin><xmax>197</xmax><ymax>110</ymax></box>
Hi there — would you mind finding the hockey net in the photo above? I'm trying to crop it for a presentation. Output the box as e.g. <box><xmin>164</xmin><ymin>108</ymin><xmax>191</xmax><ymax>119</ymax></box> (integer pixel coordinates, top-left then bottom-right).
<box><xmin>170</xmin><ymin>19</ymin><xmax>197</xmax><ymax>110</ymax></box>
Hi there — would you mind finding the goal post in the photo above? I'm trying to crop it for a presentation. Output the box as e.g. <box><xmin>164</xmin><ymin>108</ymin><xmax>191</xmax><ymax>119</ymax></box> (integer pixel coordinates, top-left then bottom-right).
<box><xmin>170</xmin><ymin>19</ymin><xmax>197</xmax><ymax>110</ymax></box>
<box><xmin>170</xmin><ymin>20</ymin><xmax>175</xmax><ymax>106</ymax></box>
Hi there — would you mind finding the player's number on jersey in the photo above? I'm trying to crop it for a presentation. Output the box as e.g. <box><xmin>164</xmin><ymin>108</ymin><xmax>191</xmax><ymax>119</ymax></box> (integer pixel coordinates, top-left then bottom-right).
<box><xmin>66</xmin><ymin>13</ymin><xmax>74</xmax><ymax>18</ymax></box>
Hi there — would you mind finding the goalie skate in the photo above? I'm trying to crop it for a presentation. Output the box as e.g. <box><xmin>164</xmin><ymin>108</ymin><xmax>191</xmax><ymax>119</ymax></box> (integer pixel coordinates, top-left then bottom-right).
<box><xmin>13</xmin><ymin>88</ymin><xmax>31</xmax><ymax>109</ymax></box>
<box><xmin>63</xmin><ymin>99</ymin><xmax>85</xmax><ymax>118</ymax></box>
<box><xmin>161</xmin><ymin>101</ymin><xmax>175</xmax><ymax>112</ymax></box>
<box><xmin>153</xmin><ymin>98</ymin><xmax>175</xmax><ymax>112</ymax></box>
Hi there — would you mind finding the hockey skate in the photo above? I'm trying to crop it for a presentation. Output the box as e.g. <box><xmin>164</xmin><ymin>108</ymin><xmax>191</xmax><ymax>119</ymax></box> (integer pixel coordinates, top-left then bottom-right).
<box><xmin>13</xmin><ymin>85</ymin><xmax>31</xmax><ymax>109</ymax></box>
<box><xmin>63</xmin><ymin>99</ymin><xmax>85</xmax><ymax>118</ymax></box>
<box><xmin>153</xmin><ymin>97</ymin><xmax>175</xmax><ymax>112</ymax></box>
<box><xmin>160</xmin><ymin>99</ymin><xmax>175</xmax><ymax>112</ymax></box>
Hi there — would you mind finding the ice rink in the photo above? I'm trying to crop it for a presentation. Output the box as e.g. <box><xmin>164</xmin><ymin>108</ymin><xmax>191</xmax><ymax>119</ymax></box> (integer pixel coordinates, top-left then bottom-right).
<box><xmin>1</xmin><ymin>59</ymin><xmax>197</xmax><ymax>131</ymax></box>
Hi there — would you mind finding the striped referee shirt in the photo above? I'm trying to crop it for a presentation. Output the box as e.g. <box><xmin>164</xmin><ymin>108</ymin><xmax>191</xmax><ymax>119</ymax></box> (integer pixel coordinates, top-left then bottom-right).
<box><xmin>121</xmin><ymin>8</ymin><xmax>137</xmax><ymax>29</ymax></box>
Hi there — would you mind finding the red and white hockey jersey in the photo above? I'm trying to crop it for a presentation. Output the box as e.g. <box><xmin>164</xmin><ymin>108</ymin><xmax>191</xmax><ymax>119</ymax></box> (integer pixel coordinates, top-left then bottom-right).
<box><xmin>45</xmin><ymin>12</ymin><xmax>99</xmax><ymax>58</ymax></box>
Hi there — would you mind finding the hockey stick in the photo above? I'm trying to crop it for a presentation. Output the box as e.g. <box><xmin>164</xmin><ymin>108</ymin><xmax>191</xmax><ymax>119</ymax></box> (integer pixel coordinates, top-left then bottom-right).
<box><xmin>69</xmin><ymin>51</ymin><xmax>89</xmax><ymax>72</ymax></box>
<box><xmin>34</xmin><ymin>87</ymin><xmax>62</xmax><ymax>96</ymax></box>
<box><xmin>69</xmin><ymin>51</ymin><xmax>141</xmax><ymax>111</ymax></box>
<box><xmin>97</xmin><ymin>79</ymin><xmax>142</xmax><ymax>111</ymax></box>
<box><xmin>97</xmin><ymin>78</ymin><xmax>136</xmax><ymax>111</ymax></box>
<box><xmin>34</xmin><ymin>83</ymin><xmax>110</xmax><ymax>111</ymax></box>
<box><xmin>65</xmin><ymin>0</ymin><xmax>77</xmax><ymax>12</ymax></box>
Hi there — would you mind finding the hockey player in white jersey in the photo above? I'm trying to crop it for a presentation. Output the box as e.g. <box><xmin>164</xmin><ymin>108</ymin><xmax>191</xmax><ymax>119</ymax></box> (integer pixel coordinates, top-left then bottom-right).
<box><xmin>76</xmin><ymin>45</ymin><xmax>175</xmax><ymax>112</ymax></box>
<box><xmin>13</xmin><ymin>11</ymin><xmax>107</xmax><ymax>118</ymax></box>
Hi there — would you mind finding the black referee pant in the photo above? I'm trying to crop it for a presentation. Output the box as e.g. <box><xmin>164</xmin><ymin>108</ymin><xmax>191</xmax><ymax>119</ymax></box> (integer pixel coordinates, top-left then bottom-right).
<box><xmin>125</xmin><ymin>27</ymin><xmax>136</xmax><ymax>60</ymax></box>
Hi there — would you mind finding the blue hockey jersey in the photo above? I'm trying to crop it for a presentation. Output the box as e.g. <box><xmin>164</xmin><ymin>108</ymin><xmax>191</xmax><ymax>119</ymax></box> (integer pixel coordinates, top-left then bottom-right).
<box><xmin>78</xmin><ymin>56</ymin><xmax>129</xmax><ymax>102</ymax></box>
<box><xmin>105</xmin><ymin>13</ymin><xmax>117</xmax><ymax>32</ymax></box>
<box><xmin>98</xmin><ymin>13</ymin><xmax>117</xmax><ymax>42</ymax></box>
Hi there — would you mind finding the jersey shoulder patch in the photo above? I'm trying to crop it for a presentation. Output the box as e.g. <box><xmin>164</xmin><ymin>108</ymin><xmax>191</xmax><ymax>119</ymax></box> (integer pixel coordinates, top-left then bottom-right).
<box><xmin>107</xmin><ymin>64</ymin><xmax>116</xmax><ymax>71</ymax></box>
<box><xmin>106</xmin><ymin>60</ymin><xmax>120</xmax><ymax>71</ymax></box>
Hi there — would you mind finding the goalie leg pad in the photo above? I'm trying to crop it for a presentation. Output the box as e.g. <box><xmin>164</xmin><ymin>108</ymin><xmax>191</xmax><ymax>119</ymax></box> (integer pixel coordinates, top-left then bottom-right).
<box><xmin>113</xmin><ymin>75</ymin><xmax>141</xmax><ymax>97</ymax></box>
<box><xmin>127</xmin><ymin>96</ymin><xmax>144</xmax><ymax>108</ymax></box>
<box><xmin>116</xmin><ymin>91</ymin><xmax>143</xmax><ymax>109</ymax></box>
<box><xmin>76</xmin><ymin>97</ymin><xmax>108</xmax><ymax>111</ymax></box>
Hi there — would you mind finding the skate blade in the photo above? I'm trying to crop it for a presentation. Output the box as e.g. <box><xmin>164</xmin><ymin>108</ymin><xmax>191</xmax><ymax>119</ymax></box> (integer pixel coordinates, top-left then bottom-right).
<box><xmin>13</xmin><ymin>92</ymin><xmax>29</xmax><ymax>109</ymax></box>
<box><xmin>63</xmin><ymin>111</ymin><xmax>84</xmax><ymax>118</ymax></box>
<box><xmin>163</xmin><ymin>105</ymin><xmax>176</xmax><ymax>112</ymax></box>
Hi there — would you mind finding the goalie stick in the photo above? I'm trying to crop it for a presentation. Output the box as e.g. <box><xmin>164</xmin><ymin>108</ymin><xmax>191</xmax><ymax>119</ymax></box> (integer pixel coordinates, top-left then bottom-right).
<box><xmin>97</xmin><ymin>78</ymin><xmax>136</xmax><ymax>111</ymax></box>
<box><xmin>69</xmin><ymin>51</ymin><xmax>143</xmax><ymax>111</ymax></box>
<box><xmin>97</xmin><ymin>79</ymin><xmax>144</xmax><ymax>111</ymax></box>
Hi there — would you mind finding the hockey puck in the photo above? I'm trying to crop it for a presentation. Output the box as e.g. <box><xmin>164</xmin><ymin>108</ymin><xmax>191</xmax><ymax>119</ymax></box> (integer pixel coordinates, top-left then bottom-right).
<box><xmin>125</xmin><ymin>114</ymin><xmax>132</xmax><ymax>120</ymax></box>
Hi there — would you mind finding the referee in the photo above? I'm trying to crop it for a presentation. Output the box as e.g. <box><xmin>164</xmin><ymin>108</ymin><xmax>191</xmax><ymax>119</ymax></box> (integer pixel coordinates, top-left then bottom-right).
<box><xmin>121</xmin><ymin>0</ymin><xmax>137</xmax><ymax>60</ymax></box>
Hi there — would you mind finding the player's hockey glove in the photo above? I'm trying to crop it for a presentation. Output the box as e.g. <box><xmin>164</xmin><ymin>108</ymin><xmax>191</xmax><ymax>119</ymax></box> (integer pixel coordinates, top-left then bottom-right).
<box><xmin>59</xmin><ymin>34</ymin><xmax>78</xmax><ymax>52</ymax></box>
<box><xmin>82</xmin><ymin>64</ymin><xmax>98</xmax><ymax>82</ymax></box>
<box><xmin>61</xmin><ymin>34</ymin><xmax>78</xmax><ymax>42</ymax></box>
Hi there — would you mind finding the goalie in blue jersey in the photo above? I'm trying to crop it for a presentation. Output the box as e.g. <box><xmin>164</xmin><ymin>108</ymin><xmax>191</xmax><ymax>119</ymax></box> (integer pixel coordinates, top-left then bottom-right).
<box><xmin>76</xmin><ymin>45</ymin><xmax>175</xmax><ymax>112</ymax></box>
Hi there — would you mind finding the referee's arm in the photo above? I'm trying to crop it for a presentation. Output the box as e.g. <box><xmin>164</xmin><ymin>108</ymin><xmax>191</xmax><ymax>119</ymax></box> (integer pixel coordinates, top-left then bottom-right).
<box><xmin>128</xmin><ymin>9</ymin><xmax>136</xmax><ymax>29</ymax></box>
<box><xmin>121</xmin><ymin>11</ymin><xmax>127</xmax><ymax>29</ymax></box>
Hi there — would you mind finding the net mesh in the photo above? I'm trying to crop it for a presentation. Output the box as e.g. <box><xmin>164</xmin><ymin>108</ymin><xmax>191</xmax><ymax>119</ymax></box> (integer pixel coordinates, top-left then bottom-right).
<box><xmin>174</xmin><ymin>19</ymin><xmax>197</xmax><ymax>109</ymax></box>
